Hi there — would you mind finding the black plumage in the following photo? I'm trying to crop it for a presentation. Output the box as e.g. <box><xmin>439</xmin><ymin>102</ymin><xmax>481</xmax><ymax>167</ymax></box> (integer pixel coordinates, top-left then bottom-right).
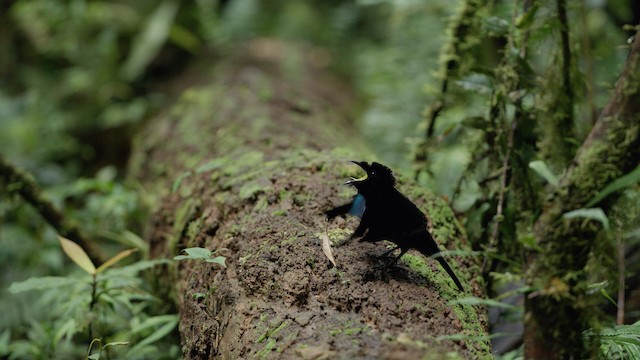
<box><xmin>326</xmin><ymin>161</ymin><xmax>464</xmax><ymax>291</ymax></box>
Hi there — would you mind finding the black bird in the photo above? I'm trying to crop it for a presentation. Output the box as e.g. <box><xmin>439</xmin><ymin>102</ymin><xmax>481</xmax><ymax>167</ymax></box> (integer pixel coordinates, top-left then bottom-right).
<box><xmin>326</xmin><ymin>161</ymin><xmax>464</xmax><ymax>292</ymax></box>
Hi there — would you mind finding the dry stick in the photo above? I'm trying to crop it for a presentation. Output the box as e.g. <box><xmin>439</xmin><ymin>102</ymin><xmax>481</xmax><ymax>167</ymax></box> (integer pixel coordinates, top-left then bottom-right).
<box><xmin>0</xmin><ymin>155</ymin><xmax>105</xmax><ymax>265</ymax></box>
<box><xmin>482</xmin><ymin>119</ymin><xmax>516</xmax><ymax>274</ymax></box>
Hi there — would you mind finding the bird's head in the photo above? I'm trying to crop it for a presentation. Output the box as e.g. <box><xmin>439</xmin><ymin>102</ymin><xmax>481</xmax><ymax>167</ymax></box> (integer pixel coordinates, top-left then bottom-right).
<box><xmin>346</xmin><ymin>161</ymin><xmax>396</xmax><ymax>190</ymax></box>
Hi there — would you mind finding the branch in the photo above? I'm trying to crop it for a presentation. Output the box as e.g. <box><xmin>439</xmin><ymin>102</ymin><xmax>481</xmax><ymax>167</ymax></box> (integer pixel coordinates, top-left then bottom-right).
<box><xmin>0</xmin><ymin>155</ymin><xmax>105</xmax><ymax>265</ymax></box>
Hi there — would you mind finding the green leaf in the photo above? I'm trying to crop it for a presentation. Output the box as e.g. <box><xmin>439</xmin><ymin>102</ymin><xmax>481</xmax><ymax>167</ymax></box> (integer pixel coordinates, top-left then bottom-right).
<box><xmin>586</xmin><ymin>165</ymin><xmax>640</xmax><ymax>207</ymax></box>
<box><xmin>563</xmin><ymin>208</ymin><xmax>609</xmax><ymax>230</ymax></box>
<box><xmin>528</xmin><ymin>160</ymin><xmax>559</xmax><ymax>187</ymax></box>
<box><xmin>205</xmin><ymin>256</ymin><xmax>226</xmax><ymax>268</ymax></box>
<box><xmin>96</xmin><ymin>248</ymin><xmax>138</xmax><ymax>273</ymax></box>
<box><xmin>174</xmin><ymin>247</ymin><xmax>226</xmax><ymax>267</ymax></box>
<box><xmin>195</xmin><ymin>158</ymin><xmax>227</xmax><ymax>173</ymax></box>
<box><xmin>121</xmin><ymin>0</ymin><xmax>180</xmax><ymax>81</ymax></box>
<box><xmin>584</xmin><ymin>321</ymin><xmax>640</xmax><ymax>358</ymax></box>
<box><xmin>100</xmin><ymin>259</ymin><xmax>170</xmax><ymax>280</ymax></box>
<box><xmin>58</xmin><ymin>235</ymin><xmax>96</xmax><ymax>274</ymax></box>
<box><xmin>449</xmin><ymin>296</ymin><xmax>520</xmax><ymax>310</ymax></box>
<box><xmin>102</xmin><ymin>341</ymin><xmax>129</xmax><ymax>350</ymax></box>
<box><xmin>8</xmin><ymin>276</ymin><xmax>80</xmax><ymax>293</ymax></box>
<box><xmin>174</xmin><ymin>247</ymin><xmax>211</xmax><ymax>260</ymax></box>
<box><xmin>515</xmin><ymin>2</ymin><xmax>539</xmax><ymax>29</ymax></box>
<box><xmin>171</xmin><ymin>172</ymin><xmax>192</xmax><ymax>193</ymax></box>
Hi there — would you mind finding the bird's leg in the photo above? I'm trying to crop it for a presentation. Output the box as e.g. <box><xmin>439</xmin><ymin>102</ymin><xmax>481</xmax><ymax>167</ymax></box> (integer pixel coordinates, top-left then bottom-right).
<box><xmin>383</xmin><ymin>248</ymin><xmax>408</xmax><ymax>270</ymax></box>
<box><xmin>379</xmin><ymin>245</ymin><xmax>400</xmax><ymax>259</ymax></box>
<box><xmin>377</xmin><ymin>247</ymin><xmax>408</xmax><ymax>280</ymax></box>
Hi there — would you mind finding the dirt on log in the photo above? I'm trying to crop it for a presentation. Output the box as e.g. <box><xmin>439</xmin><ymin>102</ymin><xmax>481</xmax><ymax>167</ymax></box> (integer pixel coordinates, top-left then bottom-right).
<box><xmin>129</xmin><ymin>41</ymin><xmax>490</xmax><ymax>359</ymax></box>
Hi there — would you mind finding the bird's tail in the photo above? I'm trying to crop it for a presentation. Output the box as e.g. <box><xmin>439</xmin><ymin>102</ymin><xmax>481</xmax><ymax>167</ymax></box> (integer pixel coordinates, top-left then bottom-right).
<box><xmin>415</xmin><ymin>237</ymin><xmax>464</xmax><ymax>292</ymax></box>
<box><xmin>434</xmin><ymin>255</ymin><xmax>464</xmax><ymax>292</ymax></box>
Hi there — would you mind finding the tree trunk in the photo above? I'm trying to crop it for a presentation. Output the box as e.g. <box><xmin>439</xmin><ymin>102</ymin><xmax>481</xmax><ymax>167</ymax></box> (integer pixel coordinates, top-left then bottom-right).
<box><xmin>129</xmin><ymin>41</ymin><xmax>490</xmax><ymax>359</ymax></box>
<box><xmin>524</xmin><ymin>33</ymin><xmax>640</xmax><ymax>358</ymax></box>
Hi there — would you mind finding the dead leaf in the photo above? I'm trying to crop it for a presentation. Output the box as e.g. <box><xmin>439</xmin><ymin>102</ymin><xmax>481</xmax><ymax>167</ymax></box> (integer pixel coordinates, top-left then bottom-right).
<box><xmin>320</xmin><ymin>230</ymin><xmax>337</xmax><ymax>267</ymax></box>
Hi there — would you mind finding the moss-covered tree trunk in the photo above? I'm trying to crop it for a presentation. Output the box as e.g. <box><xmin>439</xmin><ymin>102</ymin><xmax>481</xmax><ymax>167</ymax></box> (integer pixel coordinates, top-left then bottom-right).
<box><xmin>524</xmin><ymin>34</ymin><xmax>640</xmax><ymax>358</ymax></box>
<box><xmin>129</xmin><ymin>43</ymin><xmax>490</xmax><ymax>358</ymax></box>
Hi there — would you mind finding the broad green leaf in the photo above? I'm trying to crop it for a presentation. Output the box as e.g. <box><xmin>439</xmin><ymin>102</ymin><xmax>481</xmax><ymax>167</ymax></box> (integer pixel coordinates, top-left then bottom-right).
<box><xmin>205</xmin><ymin>256</ymin><xmax>226</xmax><ymax>268</ymax></box>
<box><xmin>58</xmin><ymin>236</ymin><xmax>96</xmax><ymax>274</ymax></box>
<box><xmin>174</xmin><ymin>247</ymin><xmax>226</xmax><ymax>267</ymax></box>
<box><xmin>8</xmin><ymin>276</ymin><xmax>79</xmax><ymax>293</ymax></box>
<box><xmin>563</xmin><ymin>208</ymin><xmax>609</xmax><ymax>230</ymax></box>
<box><xmin>96</xmin><ymin>248</ymin><xmax>138</xmax><ymax>273</ymax></box>
<box><xmin>586</xmin><ymin>165</ymin><xmax>640</xmax><ymax>207</ymax></box>
<box><xmin>174</xmin><ymin>247</ymin><xmax>211</xmax><ymax>260</ymax></box>
<box><xmin>529</xmin><ymin>160</ymin><xmax>559</xmax><ymax>187</ymax></box>
<box><xmin>449</xmin><ymin>296</ymin><xmax>520</xmax><ymax>310</ymax></box>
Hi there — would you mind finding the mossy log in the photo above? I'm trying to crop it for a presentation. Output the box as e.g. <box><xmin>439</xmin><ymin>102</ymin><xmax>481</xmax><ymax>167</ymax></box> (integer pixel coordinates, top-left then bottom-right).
<box><xmin>130</xmin><ymin>42</ymin><xmax>490</xmax><ymax>359</ymax></box>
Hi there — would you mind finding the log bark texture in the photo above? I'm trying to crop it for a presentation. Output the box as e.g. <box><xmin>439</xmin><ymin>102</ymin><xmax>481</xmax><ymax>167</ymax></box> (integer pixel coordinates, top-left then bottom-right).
<box><xmin>130</xmin><ymin>42</ymin><xmax>490</xmax><ymax>359</ymax></box>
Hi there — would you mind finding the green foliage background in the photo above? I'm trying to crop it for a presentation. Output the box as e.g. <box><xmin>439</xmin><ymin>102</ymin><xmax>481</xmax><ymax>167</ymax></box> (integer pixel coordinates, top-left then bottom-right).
<box><xmin>0</xmin><ymin>0</ymin><xmax>638</xmax><ymax>358</ymax></box>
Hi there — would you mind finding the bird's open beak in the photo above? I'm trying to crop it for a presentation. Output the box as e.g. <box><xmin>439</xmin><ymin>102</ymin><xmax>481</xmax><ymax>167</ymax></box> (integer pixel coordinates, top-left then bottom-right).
<box><xmin>345</xmin><ymin>160</ymin><xmax>368</xmax><ymax>185</ymax></box>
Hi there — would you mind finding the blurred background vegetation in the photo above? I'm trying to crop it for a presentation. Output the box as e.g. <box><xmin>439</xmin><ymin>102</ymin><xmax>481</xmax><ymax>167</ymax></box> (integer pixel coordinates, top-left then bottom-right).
<box><xmin>0</xmin><ymin>0</ymin><xmax>638</xmax><ymax>358</ymax></box>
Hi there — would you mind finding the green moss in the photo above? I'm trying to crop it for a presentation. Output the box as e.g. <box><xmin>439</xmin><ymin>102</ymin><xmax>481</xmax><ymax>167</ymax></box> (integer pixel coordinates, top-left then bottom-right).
<box><xmin>254</xmin><ymin>339</ymin><xmax>276</xmax><ymax>359</ymax></box>
<box><xmin>254</xmin><ymin>318</ymin><xmax>292</xmax><ymax>358</ymax></box>
<box><xmin>240</xmin><ymin>182</ymin><xmax>267</xmax><ymax>200</ymax></box>
<box><xmin>280</xmin><ymin>236</ymin><xmax>297</xmax><ymax>246</ymax></box>
<box><xmin>329</xmin><ymin>321</ymin><xmax>369</xmax><ymax>336</ymax></box>
<box><xmin>449</xmin><ymin>303</ymin><xmax>492</xmax><ymax>358</ymax></box>
<box><xmin>271</xmin><ymin>209</ymin><xmax>288</xmax><ymax>217</ymax></box>
<box><xmin>400</xmin><ymin>253</ymin><xmax>490</xmax><ymax>357</ymax></box>
<box><xmin>224</xmin><ymin>151</ymin><xmax>265</xmax><ymax>177</ymax></box>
